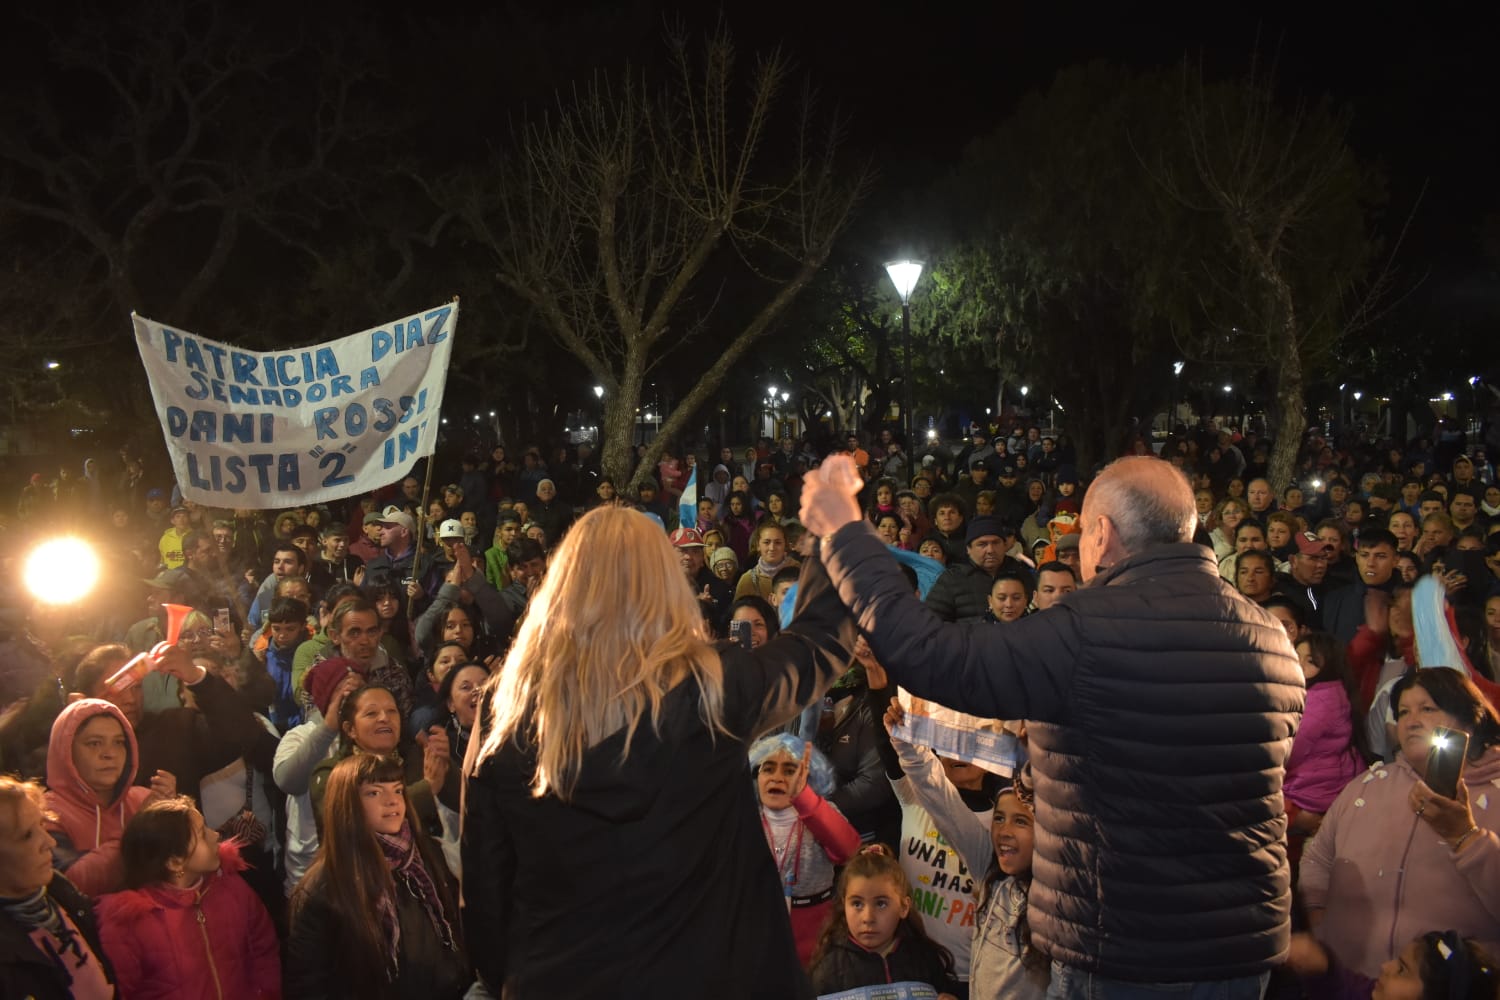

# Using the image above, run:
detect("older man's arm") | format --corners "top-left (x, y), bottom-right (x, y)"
top-left (822, 520), bottom-right (1078, 723)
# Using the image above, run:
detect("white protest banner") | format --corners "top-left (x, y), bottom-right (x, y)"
top-left (134, 303), bottom-right (457, 508)
top-left (891, 688), bottom-right (1022, 777)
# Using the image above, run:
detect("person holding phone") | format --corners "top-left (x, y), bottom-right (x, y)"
top-left (1301, 668), bottom-right (1500, 977)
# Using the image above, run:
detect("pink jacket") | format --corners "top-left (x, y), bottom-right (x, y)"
top-left (95, 841), bottom-right (281, 1000)
top-left (44, 699), bottom-right (153, 898)
top-left (1300, 748), bottom-right (1500, 978)
top-left (1283, 681), bottom-right (1364, 813)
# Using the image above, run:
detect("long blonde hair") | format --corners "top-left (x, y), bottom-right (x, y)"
top-left (475, 505), bottom-right (726, 800)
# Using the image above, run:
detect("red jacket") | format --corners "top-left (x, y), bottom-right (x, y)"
top-left (95, 841), bottom-right (280, 1000)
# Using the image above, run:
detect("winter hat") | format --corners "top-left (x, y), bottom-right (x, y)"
top-left (965, 516), bottom-right (1011, 544)
top-left (710, 547), bottom-right (738, 571)
top-left (1056, 466), bottom-right (1080, 486)
top-left (304, 657), bottom-right (368, 718)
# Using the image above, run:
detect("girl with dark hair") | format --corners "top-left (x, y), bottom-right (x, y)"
top-left (363, 581), bottom-right (411, 670)
top-left (1288, 929), bottom-right (1500, 1000)
top-left (722, 489), bottom-right (764, 565)
top-left (1302, 668), bottom-right (1500, 977)
top-left (729, 596), bottom-right (780, 650)
top-left (880, 692), bottom-right (1044, 997)
top-left (808, 844), bottom-right (960, 997)
top-left (96, 795), bottom-right (279, 999)
top-left (1284, 632), bottom-right (1369, 860)
top-left (307, 685), bottom-right (447, 843)
top-left (287, 754), bottom-right (470, 999)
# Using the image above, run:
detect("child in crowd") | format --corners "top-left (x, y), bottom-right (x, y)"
top-left (883, 695), bottom-right (1047, 998)
top-left (808, 844), bottom-right (960, 998)
top-left (96, 796), bottom-right (280, 999)
top-left (259, 596), bottom-right (312, 732)
top-left (285, 753), bottom-right (470, 998)
top-left (1287, 930), bottom-right (1499, 999)
top-left (749, 733), bottom-right (860, 966)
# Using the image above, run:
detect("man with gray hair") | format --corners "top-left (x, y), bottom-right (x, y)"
top-left (801, 454), bottom-right (1305, 999)
top-left (530, 477), bottom-right (575, 545)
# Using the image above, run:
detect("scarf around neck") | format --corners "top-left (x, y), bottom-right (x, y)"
top-left (374, 820), bottom-right (456, 980)
top-left (1, 887), bottom-right (88, 978)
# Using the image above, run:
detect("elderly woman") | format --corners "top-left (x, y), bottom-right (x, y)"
top-left (1300, 668), bottom-right (1500, 977)
top-left (463, 502), bottom-right (858, 997)
top-left (0, 776), bottom-right (117, 999)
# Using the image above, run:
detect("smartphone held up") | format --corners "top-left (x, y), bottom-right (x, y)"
top-left (1426, 725), bottom-right (1470, 800)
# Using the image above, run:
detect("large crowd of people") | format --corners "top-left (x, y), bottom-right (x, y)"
top-left (1, 414), bottom-right (1499, 999)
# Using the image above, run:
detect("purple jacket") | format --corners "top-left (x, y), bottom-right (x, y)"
top-left (1284, 680), bottom-right (1364, 812)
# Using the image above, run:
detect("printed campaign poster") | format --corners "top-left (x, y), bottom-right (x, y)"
top-left (891, 688), bottom-right (1022, 777)
top-left (818, 983), bottom-right (940, 1000)
top-left (134, 303), bottom-right (457, 508)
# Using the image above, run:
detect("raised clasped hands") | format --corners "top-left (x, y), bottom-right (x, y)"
top-left (799, 455), bottom-right (864, 539)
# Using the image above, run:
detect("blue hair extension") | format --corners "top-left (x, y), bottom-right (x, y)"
top-left (747, 732), bottom-right (837, 798)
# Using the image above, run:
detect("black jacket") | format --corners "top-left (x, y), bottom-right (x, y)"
top-left (286, 867), bottom-right (469, 1000)
top-left (823, 525), bottom-right (1306, 983)
top-left (815, 681), bottom-right (901, 849)
top-left (924, 556), bottom-right (1030, 624)
top-left (810, 933), bottom-right (958, 997)
top-left (460, 547), bottom-right (858, 999)
top-left (0, 874), bottom-right (117, 1000)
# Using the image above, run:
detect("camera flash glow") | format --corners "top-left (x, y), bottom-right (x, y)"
top-left (24, 538), bottom-right (101, 604)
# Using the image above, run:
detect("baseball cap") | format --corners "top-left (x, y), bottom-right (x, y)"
top-left (1294, 531), bottom-right (1334, 557)
top-left (146, 488), bottom-right (166, 501)
top-left (437, 518), bottom-right (465, 540)
top-left (670, 527), bottom-right (706, 548)
top-left (998, 463), bottom-right (1017, 478)
top-left (375, 509), bottom-right (415, 533)
top-left (1056, 534), bottom-right (1080, 551)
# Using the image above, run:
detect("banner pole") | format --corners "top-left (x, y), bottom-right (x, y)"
top-left (407, 295), bottom-right (460, 622)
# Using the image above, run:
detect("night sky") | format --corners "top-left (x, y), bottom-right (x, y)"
top-left (4, 2), bottom-right (1494, 387)
top-left (725, 4), bottom-right (1499, 284)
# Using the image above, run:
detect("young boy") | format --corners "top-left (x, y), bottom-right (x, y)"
top-left (158, 505), bottom-right (192, 569)
top-left (258, 596), bottom-right (312, 732)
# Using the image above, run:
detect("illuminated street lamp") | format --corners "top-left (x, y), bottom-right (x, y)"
top-left (884, 259), bottom-right (924, 449)
top-left (1168, 361), bottom-right (1185, 436)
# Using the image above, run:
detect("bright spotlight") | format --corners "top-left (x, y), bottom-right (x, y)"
top-left (25, 538), bottom-right (100, 604)
top-left (1431, 732), bottom-right (1450, 749)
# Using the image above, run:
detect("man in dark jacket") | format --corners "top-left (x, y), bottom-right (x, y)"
top-left (802, 454), bottom-right (1305, 995)
top-left (924, 516), bottom-right (1028, 624)
top-left (1321, 527), bottom-right (1400, 647)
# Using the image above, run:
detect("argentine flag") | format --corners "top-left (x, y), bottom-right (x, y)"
top-left (678, 465), bottom-right (698, 531)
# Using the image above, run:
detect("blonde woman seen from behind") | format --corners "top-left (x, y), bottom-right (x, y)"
top-left (462, 500), bottom-right (859, 999)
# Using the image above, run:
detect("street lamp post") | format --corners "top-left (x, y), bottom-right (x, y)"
top-left (885, 260), bottom-right (924, 451)
top-left (1471, 376), bottom-right (1481, 437)
top-left (1170, 361), bottom-right (1184, 437)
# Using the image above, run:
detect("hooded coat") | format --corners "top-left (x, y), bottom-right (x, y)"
top-left (95, 841), bottom-right (281, 1000)
top-left (44, 699), bottom-right (152, 898)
